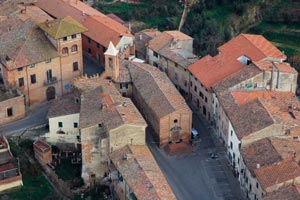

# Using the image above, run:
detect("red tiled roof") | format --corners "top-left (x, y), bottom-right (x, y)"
top-left (263, 185), bottom-right (300, 200)
top-left (82, 16), bottom-right (132, 48)
top-left (165, 30), bottom-right (193, 40)
top-left (148, 32), bottom-right (173, 52)
top-left (254, 161), bottom-right (300, 190)
top-left (253, 60), bottom-right (297, 74)
top-left (189, 34), bottom-right (286, 89)
top-left (110, 145), bottom-right (176, 200)
top-left (36, 0), bottom-right (132, 47)
top-left (106, 13), bottom-right (125, 25)
top-left (34, 140), bottom-right (51, 152)
top-left (231, 90), bottom-right (273, 106)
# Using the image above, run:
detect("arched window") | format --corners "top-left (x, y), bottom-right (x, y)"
top-left (71, 45), bottom-right (78, 52)
top-left (62, 47), bottom-right (68, 54)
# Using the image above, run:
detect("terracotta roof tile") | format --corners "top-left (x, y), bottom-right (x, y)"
top-left (36, 0), bottom-right (132, 48)
top-left (189, 34), bottom-right (286, 89)
top-left (110, 145), bottom-right (176, 200)
top-left (253, 60), bottom-right (297, 74)
top-left (126, 61), bottom-right (191, 118)
top-left (47, 94), bottom-right (80, 118)
top-left (148, 32), bottom-right (173, 52)
top-left (254, 161), bottom-right (300, 190)
top-left (241, 138), bottom-right (282, 174)
top-left (271, 137), bottom-right (300, 163)
top-left (38, 16), bottom-right (87, 39)
top-left (165, 30), bottom-right (193, 40)
top-left (33, 140), bottom-right (51, 152)
top-left (74, 77), bottom-right (146, 129)
top-left (213, 65), bottom-right (273, 139)
top-left (106, 13), bottom-right (125, 25)
top-left (263, 185), bottom-right (300, 200)
top-left (0, 18), bottom-right (59, 70)
top-left (158, 47), bottom-right (198, 69)
top-left (82, 16), bottom-right (132, 48)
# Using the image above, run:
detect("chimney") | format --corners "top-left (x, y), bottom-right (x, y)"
top-left (256, 163), bottom-right (260, 169)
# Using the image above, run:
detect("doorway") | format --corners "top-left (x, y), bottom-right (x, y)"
top-left (46, 86), bottom-right (56, 101)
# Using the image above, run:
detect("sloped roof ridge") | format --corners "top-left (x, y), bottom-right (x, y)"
top-left (130, 62), bottom-right (175, 111)
top-left (240, 34), bottom-right (269, 60)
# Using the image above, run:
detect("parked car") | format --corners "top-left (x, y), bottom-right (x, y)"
top-left (191, 128), bottom-right (199, 139)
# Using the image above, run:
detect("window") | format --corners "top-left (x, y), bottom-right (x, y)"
top-left (73, 62), bottom-right (79, 71)
top-left (62, 47), bottom-right (68, 54)
top-left (63, 36), bottom-right (67, 41)
top-left (30, 74), bottom-right (36, 84)
top-left (58, 122), bottom-right (63, 128)
top-left (109, 57), bottom-right (113, 68)
top-left (74, 122), bottom-right (78, 128)
top-left (153, 62), bottom-right (158, 67)
top-left (46, 69), bottom-right (52, 81)
top-left (194, 86), bottom-right (197, 92)
top-left (199, 91), bottom-right (203, 98)
top-left (249, 184), bottom-right (252, 192)
top-left (18, 77), bottom-right (24, 87)
top-left (205, 97), bottom-right (207, 103)
top-left (17, 67), bottom-right (23, 71)
top-left (175, 63), bottom-right (178, 68)
top-left (71, 45), bottom-right (78, 52)
top-left (7, 107), bottom-right (13, 117)
top-left (45, 59), bottom-right (51, 63)
top-left (190, 81), bottom-right (192, 87)
top-left (71, 34), bottom-right (77, 39)
top-left (88, 38), bottom-right (91, 43)
top-left (239, 143), bottom-right (241, 150)
top-left (231, 130), bottom-right (233, 136)
top-left (230, 142), bottom-right (233, 149)
top-left (174, 119), bottom-right (178, 123)
top-left (120, 83), bottom-right (128, 89)
top-left (98, 123), bottom-right (102, 127)
top-left (96, 43), bottom-right (100, 48)
top-left (153, 51), bottom-right (158, 58)
top-left (88, 48), bottom-right (91, 54)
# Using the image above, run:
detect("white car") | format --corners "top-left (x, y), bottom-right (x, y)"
top-left (191, 128), bottom-right (199, 139)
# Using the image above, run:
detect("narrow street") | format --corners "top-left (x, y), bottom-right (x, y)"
top-left (0, 102), bottom-right (50, 136)
top-left (147, 113), bottom-right (245, 200)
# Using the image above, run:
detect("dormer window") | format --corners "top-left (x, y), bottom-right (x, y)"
top-left (63, 36), bottom-right (67, 41)
top-left (71, 34), bottom-right (77, 39)
top-left (237, 55), bottom-right (251, 65)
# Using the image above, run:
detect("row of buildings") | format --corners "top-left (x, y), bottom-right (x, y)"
top-left (0, 0), bottom-right (192, 198)
top-left (135, 28), bottom-right (300, 199)
top-left (1, 0), bottom-right (300, 199)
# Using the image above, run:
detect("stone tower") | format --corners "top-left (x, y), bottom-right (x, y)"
top-left (104, 42), bottom-right (119, 81)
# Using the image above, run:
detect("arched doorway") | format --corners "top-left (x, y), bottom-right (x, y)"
top-left (170, 126), bottom-right (182, 143)
top-left (46, 86), bottom-right (55, 101)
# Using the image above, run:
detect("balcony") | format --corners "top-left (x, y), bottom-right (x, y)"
top-left (44, 77), bottom-right (57, 86)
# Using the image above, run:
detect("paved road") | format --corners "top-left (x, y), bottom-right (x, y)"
top-left (0, 102), bottom-right (50, 136)
top-left (147, 113), bottom-right (245, 200)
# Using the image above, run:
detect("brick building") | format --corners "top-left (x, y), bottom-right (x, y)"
top-left (103, 43), bottom-right (193, 149)
top-left (36, 0), bottom-right (134, 66)
top-left (33, 140), bottom-right (52, 165)
top-left (0, 3), bottom-right (87, 105)
top-left (0, 136), bottom-right (23, 192)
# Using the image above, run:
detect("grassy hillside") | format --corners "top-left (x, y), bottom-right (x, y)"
top-left (94, 0), bottom-right (300, 66)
